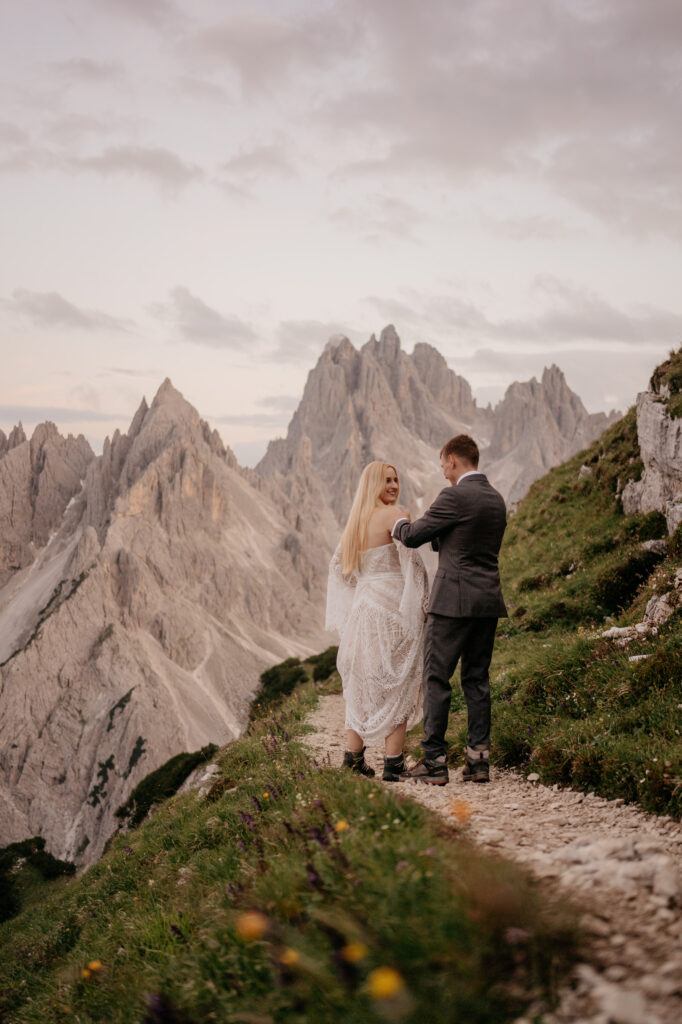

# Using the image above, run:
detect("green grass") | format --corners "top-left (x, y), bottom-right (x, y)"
top-left (0, 675), bottom-right (577, 1024)
top-left (650, 346), bottom-right (682, 418)
top-left (0, 838), bottom-right (75, 924)
top-left (441, 407), bottom-right (682, 815)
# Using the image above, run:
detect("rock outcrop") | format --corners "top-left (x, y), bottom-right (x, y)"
top-left (0, 381), bottom-right (327, 866)
top-left (0, 423), bottom-right (94, 587)
top-left (0, 423), bottom-right (27, 458)
top-left (622, 363), bottom-right (682, 533)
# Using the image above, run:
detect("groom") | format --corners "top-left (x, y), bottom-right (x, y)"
top-left (392, 434), bottom-right (507, 784)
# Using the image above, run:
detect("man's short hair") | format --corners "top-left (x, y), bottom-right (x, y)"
top-left (440, 434), bottom-right (479, 467)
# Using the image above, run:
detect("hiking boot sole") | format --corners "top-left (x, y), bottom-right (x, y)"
top-left (408, 775), bottom-right (449, 786)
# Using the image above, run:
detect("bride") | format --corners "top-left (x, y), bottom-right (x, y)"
top-left (326, 462), bottom-right (428, 782)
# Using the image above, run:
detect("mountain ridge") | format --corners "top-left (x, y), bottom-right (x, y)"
top-left (257, 324), bottom-right (619, 522)
top-left (0, 382), bottom-right (327, 866)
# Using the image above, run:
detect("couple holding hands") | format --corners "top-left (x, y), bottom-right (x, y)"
top-left (326, 434), bottom-right (507, 786)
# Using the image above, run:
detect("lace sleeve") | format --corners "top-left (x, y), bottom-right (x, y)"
top-left (395, 540), bottom-right (430, 625)
top-left (325, 543), bottom-right (358, 634)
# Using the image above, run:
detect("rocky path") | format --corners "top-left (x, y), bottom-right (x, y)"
top-left (303, 694), bottom-right (682, 1024)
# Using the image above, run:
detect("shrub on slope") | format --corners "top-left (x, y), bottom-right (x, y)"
top-left (651, 347), bottom-right (682, 419)
top-left (0, 838), bottom-right (75, 924)
top-left (115, 744), bottom-right (218, 829)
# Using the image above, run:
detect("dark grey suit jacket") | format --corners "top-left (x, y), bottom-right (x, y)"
top-left (394, 474), bottom-right (508, 618)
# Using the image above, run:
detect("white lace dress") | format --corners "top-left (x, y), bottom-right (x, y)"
top-left (325, 540), bottom-right (429, 745)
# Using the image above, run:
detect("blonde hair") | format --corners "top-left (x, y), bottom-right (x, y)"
top-left (340, 461), bottom-right (399, 574)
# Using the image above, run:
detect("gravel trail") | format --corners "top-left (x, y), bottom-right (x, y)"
top-left (304, 694), bottom-right (682, 1024)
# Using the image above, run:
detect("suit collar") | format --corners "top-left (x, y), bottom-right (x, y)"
top-left (456, 471), bottom-right (487, 486)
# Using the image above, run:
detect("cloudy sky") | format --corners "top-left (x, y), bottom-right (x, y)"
top-left (2, 0), bottom-right (681, 464)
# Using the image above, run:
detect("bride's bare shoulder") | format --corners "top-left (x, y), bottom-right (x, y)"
top-left (373, 505), bottom-right (409, 524)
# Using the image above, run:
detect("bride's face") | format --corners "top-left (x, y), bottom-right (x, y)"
top-left (378, 467), bottom-right (399, 504)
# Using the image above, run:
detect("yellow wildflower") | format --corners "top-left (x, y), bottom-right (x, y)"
top-left (368, 966), bottom-right (405, 999)
top-left (280, 948), bottom-right (300, 966)
top-left (334, 820), bottom-right (349, 832)
top-left (87, 960), bottom-right (102, 972)
top-left (80, 968), bottom-right (91, 980)
top-left (450, 799), bottom-right (474, 823)
top-left (341, 942), bottom-right (368, 963)
top-left (236, 911), bottom-right (268, 941)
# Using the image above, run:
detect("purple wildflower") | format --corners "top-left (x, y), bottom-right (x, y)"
top-left (305, 862), bottom-right (323, 890)
top-left (308, 826), bottom-right (328, 848)
top-left (238, 811), bottom-right (256, 830)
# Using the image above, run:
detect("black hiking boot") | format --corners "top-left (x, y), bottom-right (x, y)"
top-left (342, 747), bottom-right (375, 777)
top-left (400, 755), bottom-right (449, 785)
top-left (462, 747), bottom-right (490, 783)
top-left (382, 753), bottom-right (405, 782)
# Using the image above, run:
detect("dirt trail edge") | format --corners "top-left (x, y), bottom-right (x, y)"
top-left (303, 694), bottom-right (682, 1024)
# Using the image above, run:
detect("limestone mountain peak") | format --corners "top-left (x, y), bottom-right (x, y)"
top-left (151, 376), bottom-right (186, 409)
top-left (1, 423), bottom-right (27, 457)
top-left (30, 420), bottom-right (61, 447)
top-left (542, 363), bottom-right (566, 383)
top-left (366, 323), bottom-right (401, 361)
top-left (0, 420), bottom-right (94, 586)
top-left (9, 422), bottom-right (26, 449)
top-left (323, 333), bottom-right (353, 355)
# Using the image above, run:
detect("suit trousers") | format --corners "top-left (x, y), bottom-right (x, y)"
top-left (421, 613), bottom-right (499, 760)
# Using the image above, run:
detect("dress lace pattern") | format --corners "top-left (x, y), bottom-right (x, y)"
top-left (325, 540), bottom-right (429, 744)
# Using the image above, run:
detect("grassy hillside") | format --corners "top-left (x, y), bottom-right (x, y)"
top-left (444, 408), bottom-right (682, 816)
top-left (0, 669), bottom-right (577, 1024)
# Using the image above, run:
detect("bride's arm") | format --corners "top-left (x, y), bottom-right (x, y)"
top-left (395, 544), bottom-right (430, 623)
top-left (325, 544), bottom-right (357, 634)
